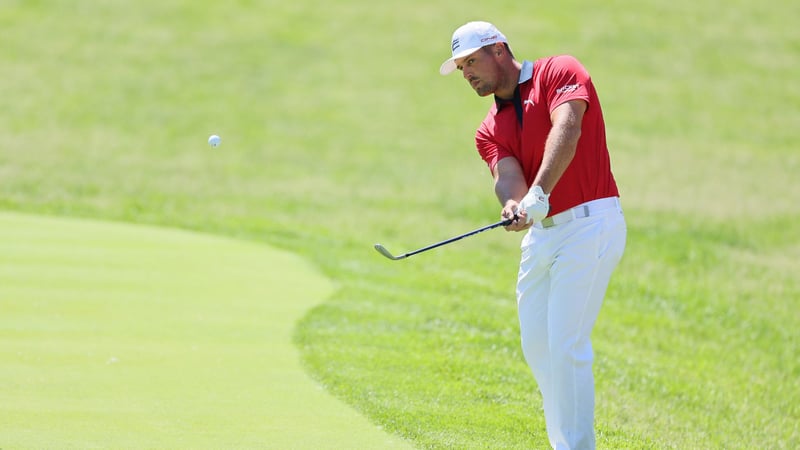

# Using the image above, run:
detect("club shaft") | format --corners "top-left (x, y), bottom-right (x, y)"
top-left (400, 217), bottom-right (513, 258)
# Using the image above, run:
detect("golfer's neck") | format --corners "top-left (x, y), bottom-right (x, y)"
top-left (495, 64), bottom-right (521, 100)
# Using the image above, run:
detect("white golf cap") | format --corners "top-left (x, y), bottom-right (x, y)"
top-left (439, 21), bottom-right (508, 75)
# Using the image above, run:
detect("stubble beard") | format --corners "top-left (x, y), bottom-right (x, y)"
top-left (473, 80), bottom-right (496, 97)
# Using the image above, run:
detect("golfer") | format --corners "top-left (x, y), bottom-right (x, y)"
top-left (440, 21), bottom-right (627, 449)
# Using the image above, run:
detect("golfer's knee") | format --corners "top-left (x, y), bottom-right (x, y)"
top-left (521, 336), bottom-right (548, 370)
top-left (550, 338), bottom-right (593, 366)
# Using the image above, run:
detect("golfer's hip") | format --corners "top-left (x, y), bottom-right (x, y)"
top-left (521, 197), bottom-right (622, 246)
top-left (536, 196), bottom-right (621, 230)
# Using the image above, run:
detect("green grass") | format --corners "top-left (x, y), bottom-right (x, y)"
top-left (1, 0), bottom-right (799, 448)
top-left (0, 212), bottom-right (412, 449)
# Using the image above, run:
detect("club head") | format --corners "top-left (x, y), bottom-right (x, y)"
top-left (374, 243), bottom-right (406, 260)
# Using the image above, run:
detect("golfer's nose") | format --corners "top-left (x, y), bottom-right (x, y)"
top-left (462, 68), bottom-right (472, 81)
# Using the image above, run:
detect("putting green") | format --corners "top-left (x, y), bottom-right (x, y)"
top-left (0, 212), bottom-right (411, 449)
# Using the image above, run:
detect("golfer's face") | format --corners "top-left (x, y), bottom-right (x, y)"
top-left (456, 48), bottom-right (497, 97)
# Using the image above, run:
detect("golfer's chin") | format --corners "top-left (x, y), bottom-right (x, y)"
top-left (475, 90), bottom-right (493, 97)
top-left (472, 84), bottom-right (494, 97)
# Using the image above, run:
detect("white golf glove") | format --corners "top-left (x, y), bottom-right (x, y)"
top-left (518, 185), bottom-right (550, 224)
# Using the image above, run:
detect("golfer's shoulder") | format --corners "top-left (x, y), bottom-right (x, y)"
top-left (533, 55), bottom-right (591, 85)
top-left (537, 54), bottom-right (586, 72)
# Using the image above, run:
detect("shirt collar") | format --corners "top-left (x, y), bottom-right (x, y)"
top-left (495, 60), bottom-right (533, 109)
top-left (518, 60), bottom-right (533, 83)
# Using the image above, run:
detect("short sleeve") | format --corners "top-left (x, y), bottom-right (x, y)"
top-left (476, 120), bottom-right (513, 174)
top-left (541, 55), bottom-right (592, 113)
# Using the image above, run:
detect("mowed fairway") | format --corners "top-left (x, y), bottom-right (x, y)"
top-left (1, 0), bottom-right (799, 448)
top-left (0, 212), bottom-right (411, 449)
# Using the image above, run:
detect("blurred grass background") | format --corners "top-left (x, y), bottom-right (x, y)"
top-left (1, 0), bottom-right (798, 448)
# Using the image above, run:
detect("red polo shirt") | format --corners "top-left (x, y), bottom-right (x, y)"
top-left (475, 55), bottom-right (619, 216)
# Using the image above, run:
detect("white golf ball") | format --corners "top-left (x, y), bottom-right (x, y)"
top-left (208, 134), bottom-right (221, 147)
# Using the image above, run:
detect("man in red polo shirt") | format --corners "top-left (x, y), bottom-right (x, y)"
top-left (440, 21), bottom-right (627, 449)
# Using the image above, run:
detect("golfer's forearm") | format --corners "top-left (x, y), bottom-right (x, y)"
top-left (533, 101), bottom-right (584, 193)
top-left (533, 129), bottom-right (578, 194)
top-left (493, 157), bottom-right (530, 207)
top-left (495, 173), bottom-right (528, 207)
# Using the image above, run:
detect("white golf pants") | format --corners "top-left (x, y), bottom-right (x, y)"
top-left (517, 197), bottom-right (626, 450)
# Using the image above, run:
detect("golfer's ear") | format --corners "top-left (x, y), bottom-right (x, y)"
top-left (493, 42), bottom-right (505, 56)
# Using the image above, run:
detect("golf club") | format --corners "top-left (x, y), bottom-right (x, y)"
top-left (374, 216), bottom-right (516, 261)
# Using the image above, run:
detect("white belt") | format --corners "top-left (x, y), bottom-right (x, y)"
top-left (538, 197), bottom-right (620, 229)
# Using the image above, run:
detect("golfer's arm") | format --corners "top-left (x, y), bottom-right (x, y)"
top-left (493, 157), bottom-right (529, 208)
top-left (532, 99), bottom-right (586, 193)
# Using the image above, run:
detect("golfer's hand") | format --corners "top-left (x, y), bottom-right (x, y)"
top-left (518, 186), bottom-right (550, 224)
top-left (502, 203), bottom-right (532, 232)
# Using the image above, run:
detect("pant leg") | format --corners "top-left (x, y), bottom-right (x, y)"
top-left (518, 207), bottom-right (626, 450)
top-left (516, 231), bottom-right (556, 439)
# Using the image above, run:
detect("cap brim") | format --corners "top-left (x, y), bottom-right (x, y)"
top-left (439, 60), bottom-right (457, 75)
top-left (439, 46), bottom-right (482, 75)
